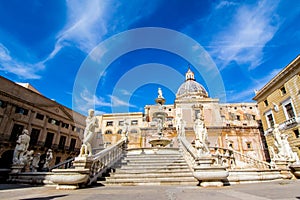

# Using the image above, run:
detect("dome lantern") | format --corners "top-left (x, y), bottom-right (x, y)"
top-left (176, 68), bottom-right (208, 99)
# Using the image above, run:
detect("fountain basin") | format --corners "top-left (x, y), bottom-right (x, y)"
top-left (149, 138), bottom-right (171, 147)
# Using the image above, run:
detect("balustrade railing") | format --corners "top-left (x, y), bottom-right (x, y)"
top-left (209, 147), bottom-right (273, 169)
top-left (177, 135), bottom-right (199, 170)
top-left (50, 138), bottom-right (127, 186)
top-left (88, 138), bottom-right (126, 185)
top-left (50, 157), bottom-right (75, 170)
top-left (177, 129), bottom-right (273, 170)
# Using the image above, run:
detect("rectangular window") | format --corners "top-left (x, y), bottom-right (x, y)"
top-left (69, 138), bottom-right (76, 151)
top-left (58, 135), bottom-right (67, 150)
top-left (36, 113), bottom-right (44, 120)
top-left (9, 124), bottom-right (24, 141)
top-left (118, 121), bottom-right (124, 126)
top-left (264, 100), bottom-right (269, 107)
top-left (246, 142), bottom-right (252, 149)
top-left (280, 86), bottom-right (287, 95)
top-left (285, 103), bottom-right (295, 119)
top-left (30, 128), bottom-right (40, 146)
top-left (236, 115), bottom-right (240, 121)
top-left (61, 122), bottom-right (69, 129)
top-left (45, 132), bottom-right (54, 148)
top-left (294, 129), bottom-right (300, 138)
top-left (131, 120), bottom-right (138, 125)
top-left (15, 106), bottom-right (28, 115)
top-left (106, 121), bottom-right (113, 126)
top-left (267, 113), bottom-right (275, 128)
top-left (0, 100), bottom-right (7, 108)
top-left (48, 118), bottom-right (60, 126)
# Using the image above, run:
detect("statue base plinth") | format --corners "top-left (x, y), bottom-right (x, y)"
top-left (155, 97), bottom-right (165, 105)
top-left (274, 159), bottom-right (292, 179)
top-left (290, 163), bottom-right (300, 179)
top-left (10, 164), bottom-right (24, 174)
top-left (73, 156), bottom-right (93, 169)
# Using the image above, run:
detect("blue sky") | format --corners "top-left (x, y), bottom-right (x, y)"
top-left (0, 0), bottom-right (299, 115)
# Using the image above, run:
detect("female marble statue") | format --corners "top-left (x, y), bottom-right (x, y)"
top-left (158, 88), bottom-right (164, 98)
top-left (193, 113), bottom-right (209, 155)
top-left (79, 109), bottom-right (99, 157)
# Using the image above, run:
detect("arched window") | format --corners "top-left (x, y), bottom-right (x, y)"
top-left (117, 129), bottom-right (122, 134)
top-left (105, 130), bottom-right (113, 134)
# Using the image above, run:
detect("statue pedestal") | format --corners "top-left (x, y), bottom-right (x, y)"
top-left (73, 156), bottom-right (93, 169)
top-left (290, 163), bottom-right (300, 179)
top-left (50, 156), bottom-right (93, 190)
top-left (193, 156), bottom-right (228, 187)
top-left (10, 164), bottom-right (24, 174)
top-left (274, 159), bottom-right (293, 179)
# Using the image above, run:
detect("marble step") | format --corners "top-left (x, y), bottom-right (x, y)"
top-left (120, 164), bottom-right (189, 169)
top-left (121, 161), bottom-right (187, 167)
top-left (110, 172), bottom-right (193, 178)
top-left (115, 168), bottom-right (192, 174)
top-left (103, 177), bottom-right (198, 186)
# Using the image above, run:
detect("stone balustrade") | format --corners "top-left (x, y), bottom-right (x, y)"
top-left (50, 138), bottom-right (126, 189)
top-left (209, 147), bottom-right (274, 169)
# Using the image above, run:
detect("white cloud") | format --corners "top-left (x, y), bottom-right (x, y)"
top-left (110, 95), bottom-right (137, 108)
top-left (210, 0), bottom-right (281, 70)
top-left (227, 67), bottom-right (283, 102)
top-left (44, 0), bottom-right (108, 61)
top-left (80, 88), bottom-right (111, 108)
top-left (75, 88), bottom-right (136, 113)
top-left (0, 44), bottom-right (11, 61)
top-left (120, 89), bottom-right (132, 96)
top-left (215, 1), bottom-right (238, 10)
top-left (0, 43), bottom-right (44, 79)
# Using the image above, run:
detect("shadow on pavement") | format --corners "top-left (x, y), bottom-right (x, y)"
top-left (20, 194), bottom-right (68, 200)
top-left (0, 184), bottom-right (40, 190)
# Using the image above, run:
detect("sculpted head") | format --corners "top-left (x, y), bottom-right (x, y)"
top-left (22, 129), bottom-right (29, 135)
top-left (88, 109), bottom-right (95, 117)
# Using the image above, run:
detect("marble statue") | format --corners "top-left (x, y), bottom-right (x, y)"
top-left (20, 150), bottom-right (34, 170)
top-left (121, 119), bottom-right (129, 140)
top-left (158, 87), bottom-right (164, 98)
top-left (43, 149), bottom-right (53, 170)
top-left (79, 109), bottom-right (99, 157)
top-left (31, 153), bottom-right (41, 172)
top-left (13, 129), bottom-right (31, 164)
top-left (281, 133), bottom-right (296, 160)
top-left (179, 119), bottom-right (186, 137)
top-left (157, 118), bottom-right (163, 134)
top-left (193, 113), bottom-right (210, 155)
top-left (272, 124), bottom-right (295, 160)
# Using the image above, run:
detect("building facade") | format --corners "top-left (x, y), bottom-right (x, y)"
top-left (95, 68), bottom-right (269, 161)
top-left (253, 55), bottom-right (300, 158)
top-left (0, 76), bottom-right (86, 169)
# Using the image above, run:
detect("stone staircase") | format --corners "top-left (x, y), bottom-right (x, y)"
top-left (101, 148), bottom-right (198, 186)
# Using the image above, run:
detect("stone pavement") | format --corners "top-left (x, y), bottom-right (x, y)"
top-left (0, 180), bottom-right (300, 200)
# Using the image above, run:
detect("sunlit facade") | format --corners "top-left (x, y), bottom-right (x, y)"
top-left (253, 55), bottom-right (300, 158)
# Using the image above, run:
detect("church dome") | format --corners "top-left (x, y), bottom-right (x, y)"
top-left (176, 68), bottom-right (208, 98)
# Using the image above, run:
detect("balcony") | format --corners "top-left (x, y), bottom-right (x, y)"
top-left (280, 116), bottom-right (300, 130)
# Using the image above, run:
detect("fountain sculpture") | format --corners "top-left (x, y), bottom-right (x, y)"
top-left (148, 88), bottom-right (171, 147)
